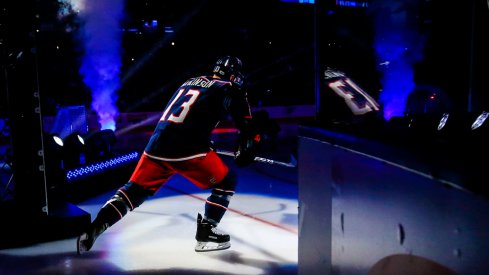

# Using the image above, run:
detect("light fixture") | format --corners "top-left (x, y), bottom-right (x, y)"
top-left (62, 132), bottom-right (86, 168)
top-left (66, 152), bottom-right (139, 182)
top-left (52, 135), bottom-right (64, 147)
top-left (471, 111), bottom-right (488, 130)
top-left (83, 129), bottom-right (117, 163)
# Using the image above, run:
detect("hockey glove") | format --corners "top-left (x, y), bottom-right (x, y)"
top-left (234, 134), bottom-right (260, 167)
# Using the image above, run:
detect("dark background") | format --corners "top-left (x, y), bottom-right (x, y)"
top-left (2, 0), bottom-right (488, 118)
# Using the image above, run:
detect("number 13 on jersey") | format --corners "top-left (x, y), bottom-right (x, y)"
top-left (160, 88), bottom-right (201, 123)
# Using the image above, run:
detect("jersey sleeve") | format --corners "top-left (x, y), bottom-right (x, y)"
top-left (225, 86), bottom-right (260, 166)
top-left (226, 86), bottom-right (253, 132)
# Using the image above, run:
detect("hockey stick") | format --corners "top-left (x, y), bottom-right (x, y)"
top-left (215, 149), bottom-right (297, 168)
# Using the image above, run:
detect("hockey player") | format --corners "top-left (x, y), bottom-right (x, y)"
top-left (77, 56), bottom-right (260, 254)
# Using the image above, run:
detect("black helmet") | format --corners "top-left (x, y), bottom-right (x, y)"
top-left (212, 56), bottom-right (244, 85)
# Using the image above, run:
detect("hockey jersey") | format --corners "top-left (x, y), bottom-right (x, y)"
top-left (144, 75), bottom-right (252, 160)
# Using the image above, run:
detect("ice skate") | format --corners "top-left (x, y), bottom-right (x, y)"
top-left (77, 223), bottom-right (108, 255)
top-left (195, 213), bottom-right (230, 252)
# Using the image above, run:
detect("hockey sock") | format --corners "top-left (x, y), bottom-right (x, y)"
top-left (204, 188), bottom-right (234, 225)
top-left (92, 193), bottom-right (129, 230)
top-left (91, 182), bottom-right (149, 230)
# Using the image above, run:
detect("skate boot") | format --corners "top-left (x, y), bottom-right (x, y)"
top-left (77, 223), bottom-right (108, 255)
top-left (195, 213), bottom-right (230, 252)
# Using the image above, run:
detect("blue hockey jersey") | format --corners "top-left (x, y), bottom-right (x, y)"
top-left (144, 75), bottom-right (252, 160)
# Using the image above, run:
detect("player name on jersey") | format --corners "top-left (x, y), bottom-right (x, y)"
top-left (182, 77), bottom-right (216, 89)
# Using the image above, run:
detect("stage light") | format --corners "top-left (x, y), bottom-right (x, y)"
top-left (469, 111), bottom-right (489, 149)
top-left (63, 132), bottom-right (86, 168)
top-left (471, 111), bottom-right (488, 130)
top-left (53, 135), bottom-right (64, 147)
top-left (83, 129), bottom-right (117, 163)
top-left (43, 132), bottom-right (87, 172)
top-left (64, 133), bottom-right (84, 149)
top-left (43, 133), bottom-right (68, 187)
top-left (45, 133), bottom-right (64, 154)
top-left (431, 112), bottom-right (483, 144)
top-left (77, 134), bottom-right (85, 145)
top-left (437, 113), bottom-right (449, 131)
top-left (66, 152), bottom-right (139, 182)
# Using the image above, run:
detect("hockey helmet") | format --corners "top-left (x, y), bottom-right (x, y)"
top-left (212, 56), bottom-right (244, 86)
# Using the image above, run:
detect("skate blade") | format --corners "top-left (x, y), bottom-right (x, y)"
top-left (195, 241), bottom-right (230, 252)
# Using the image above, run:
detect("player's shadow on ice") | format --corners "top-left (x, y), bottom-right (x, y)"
top-left (211, 249), bottom-right (297, 275)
